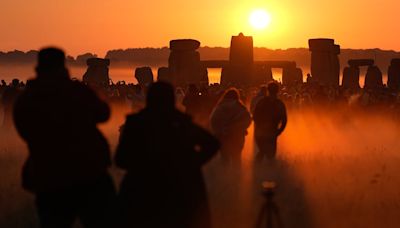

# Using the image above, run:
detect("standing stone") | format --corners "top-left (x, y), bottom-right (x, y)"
top-left (282, 67), bottom-right (303, 87)
top-left (157, 67), bottom-right (172, 83)
top-left (82, 58), bottom-right (110, 86)
top-left (308, 39), bottom-right (340, 86)
top-left (253, 65), bottom-right (273, 85)
top-left (168, 39), bottom-right (208, 86)
top-left (388, 58), bottom-right (400, 91)
top-left (364, 65), bottom-right (383, 89)
top-left (229, 33), bottom-right (254, 66)
top-left (348, 59), bottom-right (374, 67)
top-left (135, 67), bottom-right (154, 86)
top-left (221, 33), bottom-right (254, 86)
top-left (342, 66), bottom-right (360, 89)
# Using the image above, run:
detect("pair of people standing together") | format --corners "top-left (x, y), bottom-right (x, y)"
top-left (14, 48), bottom-right (219, 228)
top-left (210, 83), bottom-right (287, 165)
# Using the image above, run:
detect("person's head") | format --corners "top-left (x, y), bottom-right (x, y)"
top-left (221, 88), bottom-right (240, 101)
top-left (11, 79), bottom-right (20, 87)
top-left (146, 82), bottom-right (175, 111)
top-left (259, 85), bottom-right (267, 96)
top-left (35, 47), bottom-right (69, 79)
top-left (267, 81), bottom-right (280, 97)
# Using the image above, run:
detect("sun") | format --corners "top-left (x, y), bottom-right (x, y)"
top-left (249, 9), bottom-right (271, 30)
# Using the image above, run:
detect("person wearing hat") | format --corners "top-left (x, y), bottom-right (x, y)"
top-left (13, 47), bottom-right (116, 228)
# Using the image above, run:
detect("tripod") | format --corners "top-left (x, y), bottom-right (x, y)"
top-left (255, 181), bottom-right (284, 228)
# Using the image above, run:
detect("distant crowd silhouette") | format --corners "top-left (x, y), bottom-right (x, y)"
top-left (1, 45), bottom-right (398, 227)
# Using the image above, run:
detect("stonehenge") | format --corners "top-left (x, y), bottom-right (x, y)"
top-left (342, 66), bottom-right (360, 89)
top-left (388, 58), bottom-right (400, 91)
top-left (167, 39), bottom-right (208, 86)
top-left (342, 59), bottom-right (384, 90)
top-left (134, 67), bottom-right (154, 87)
top-left (202, 33), bottom-right (302, 87)
top-left (342, 59), bottom-right (374, 89)
top-left (282, 66), bottom-right (303, 87)
top-left (308, 39), bottom-right (340, 86)
top-left (82, 58), bottom-right (110, 86)
top-left (364, 65), bottom-right (383, 89)
top-left (220, 33), bottom-right (255, 86)
top-left (202, 34), bottom-right (273, 86)
top-left (157, 67), bottom-right (172, 83)
top-left (348, 59), bottom-right (374, 67)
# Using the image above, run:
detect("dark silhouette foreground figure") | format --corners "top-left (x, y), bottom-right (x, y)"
top-left (13, 48), bottom-right (116, 228)
top-left (253, 82), bottom-right (287, 161)
top-left (251, 85), bottom-right (267, 114)
top-left (115, 81), bottom-right (219, 228)
top-left (210, 88), bottom-right (251, 165)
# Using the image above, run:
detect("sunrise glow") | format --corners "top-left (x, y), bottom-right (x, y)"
top-left (249, 9), bottom-right (271, 30)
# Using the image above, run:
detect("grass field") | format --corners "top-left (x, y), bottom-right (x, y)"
top-left (1, 104), bottom-right (400, 228)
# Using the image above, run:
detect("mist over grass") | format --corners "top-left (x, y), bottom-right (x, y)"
top-left (1, 103), bottom-right (400, 227)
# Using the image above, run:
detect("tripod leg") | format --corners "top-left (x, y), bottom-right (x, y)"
top-left (255, 204), bottom-right (267, 228)
top-left (271, 201), bottom-right (284, 228)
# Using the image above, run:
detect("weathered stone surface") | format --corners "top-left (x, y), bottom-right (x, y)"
top-left (388, 59), bottom-right (400, 91)
top-left (282, 67), bottom-right (303, 86)
top-left (309, 38), bottom-right (340, 86)
top-left (157, 67), bottom-right (172, 83)
top-left (252, 65), bottom-right (273, 85)
top-left (168, 39), bottom-right (207, 86)
top-left (82, 58), bottom-right (110, 86)
top-left (255, 61), bottom-right (296, 69)
top-left (391, 58), bottom-right (400, 66)
top-left (364, 65), bottom-right (383, 89)
top-left (220, 33), bottom-right (255, 86)
top-left (308, 39), bottom-right (335, 52)
top-left (229, 33), bottom-right (254, 66)
top-left (342, 66), bottom-right (360, 89)
top-left (135, 67), bottom-right (154, 86)
top-left (221, 65), bottom-right (254, 87)
top-left (348, 59), bottom-right (374, 67)
top-left (170, 39), bottom-right (200, 51)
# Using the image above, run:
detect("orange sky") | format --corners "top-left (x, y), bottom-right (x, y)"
top-left (1, 0), bottom-right (399, 56)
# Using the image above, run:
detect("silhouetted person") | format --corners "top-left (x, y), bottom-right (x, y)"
top-left (306, 73), bottom-right (312, 84)
top-left (210, 88), bottom-right (251, 165)
top-left (1, 78), bottom-right (21, 129)
top-left (251, 86), bottom-right (267, 114)
top-left (115, 81), bottom-right (219, 228)
top-left (253, 82), bottom-right (287, 161)
top-left (13, 48), bottom-right (116, 228)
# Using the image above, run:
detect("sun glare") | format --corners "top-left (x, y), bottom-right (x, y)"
top-left (249, 9), bottom-right (271, 30)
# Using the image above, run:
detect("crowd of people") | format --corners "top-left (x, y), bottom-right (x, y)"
top-left (0, 46), bottom-right (399, 228)
top-left (0, 48), bottom-right (288, 228)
